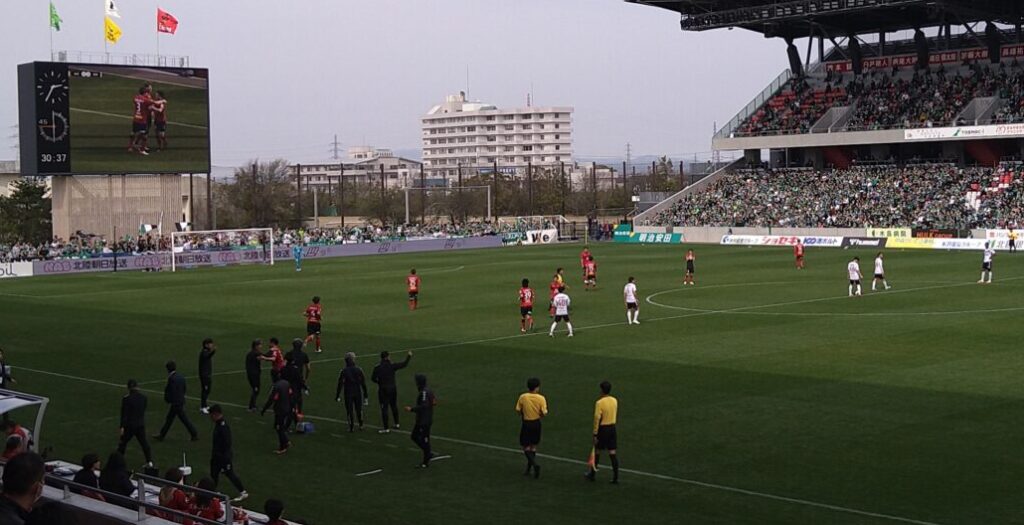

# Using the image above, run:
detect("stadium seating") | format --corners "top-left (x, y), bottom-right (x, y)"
top-left (648, 164), bottom-right (1024, 229)
top-left (734, 62), bottom-right (1024, 136)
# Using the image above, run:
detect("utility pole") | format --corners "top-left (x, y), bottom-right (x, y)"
top-left (591, 161), bottom-right (597, 213)
top-left (420, 164), bottom-right (426, 224)
top-left (527, 161), bottom-right (533, 217)
top-left (296, 163), bottom-right (303, 228)
top-left (380, 164), bottom-right (386, 223)
top-left (251, 162), bottom-right (259, 226)
top-left (625, 142), bottom-right (632, 168)
top-left (559, 161), bottom-right (566, 217)
top-left (492, 161), bottom-right (499, 221)
top-left (339, 167), bottom-right (346, 229)
top-left (207, 173), bottom-right (213, 230)
top-left (622, 161), bottom-right (628, 223)
top-left (457, 164), bottom-right (463, 221)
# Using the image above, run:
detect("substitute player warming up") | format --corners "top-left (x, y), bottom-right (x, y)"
top-left (407, 269), bottom-right (421, 310)
top-left (872, 253), bottom-right (891, 291)
top-left (515, 378), bottom-right (548, 478)
top-left (586, 381), bottom-right (619, 484)
top-left (549, 287), bottom-right (573, 337)
top-left (303, 296), bottom-right (323, 353)
top-left (519, 279), bottom-right (535, 333)
top-left (848, 257), bottom-right (863, 296)
top-left (624, 277), bottom-right (639, 325)
top-left (794, 240), bottom-right (805, 270)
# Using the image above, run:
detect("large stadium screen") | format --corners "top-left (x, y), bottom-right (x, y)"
top-left (18, 61), bottom-right (210, 175)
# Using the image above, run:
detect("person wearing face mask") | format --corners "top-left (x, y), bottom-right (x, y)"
top-left (0, 452), bottom-right (45, 525)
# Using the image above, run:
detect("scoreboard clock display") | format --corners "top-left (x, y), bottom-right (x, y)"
top-left (20, 62), bottom-right (72, 174)
top-left (17, 61), bottom-right (211, 176)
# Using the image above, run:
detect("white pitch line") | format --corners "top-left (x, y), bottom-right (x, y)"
top-left (354, 468), bottom-right (382, 477)
top-left (16, 365), bottom-right (943, 525)
top-left (645, 276), bottom-right (1024, 317)
top-left (70, 107), bottom-right (208, 130)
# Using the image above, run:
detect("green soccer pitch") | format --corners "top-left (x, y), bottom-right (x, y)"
top-left (1, 243), bottom-right (1022, 524)
top-left (69, 72), bottom-right (210, 174)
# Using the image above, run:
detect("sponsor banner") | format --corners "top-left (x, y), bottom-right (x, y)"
top-left (866, 227), bottom-right (912, 239)
top-left (985, 229), bottom-right (1021, 241)
top-left (719, 235), bottom-right (843, 248)
top-left (885, 237), bottom-right (937, 249)
top-left (31, 237), bottom-right (503, 276)
top-left (826, 44), bottom-right (1024, 72)
top-left (841, 237), bottom-right (888, 248)
top-left (521, 229), bottom-right (559, 245)
top-left (613, 224), bottom-right (632, 239)
top-left (912, 228), bottom-right (959, 239)
top-left (0, 262), bottom-right (34, 279)
top-left (905, 123), bottom-right (1024, 141)
top-left (615, 232), bottom-right (684, 244)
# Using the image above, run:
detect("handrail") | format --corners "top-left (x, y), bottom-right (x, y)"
top-left (45, 475), bottom-right (228, 525)
top-left (714, 69), bottom-right (792, 140)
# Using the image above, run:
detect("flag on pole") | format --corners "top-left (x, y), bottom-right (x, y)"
top-left (586, 446), bottom-right (597, 471)
top-left (157, 8), bottom-right (179, 34)
top-left (105, 0), bottom-right (121, 19)
top-left (104, 16), bottom-right (123, 44)
top-left (49, 2), bottom-right (62, 31)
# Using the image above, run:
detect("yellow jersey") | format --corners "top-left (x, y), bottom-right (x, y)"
top-left (515, 392), bottom-right (548, 422)
top-left (593, 395), bottom-right (618, 433)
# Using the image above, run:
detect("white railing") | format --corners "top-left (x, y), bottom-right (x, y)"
top-left (51, 50), bottom-right (190, 68)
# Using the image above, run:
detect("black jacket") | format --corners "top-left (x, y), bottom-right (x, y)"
top-left (72, 468), bottom-right (99, 491)
top-left (120, 390), bottom-right (147, 429)
top-left (410, 388), bottom-right (436, 427)
top-left (198, 348), bottom-right (216, 379)
top-left (245, 350), bottom-right (262, 379)
top-left (164, 372), bottom-right (186, 407)
top-left (262, 379), bottom-right (292, 416)
top-left (335, 366), bottom-right (368, 399)
top-left (98, 468), bottom-right (134, 498)
top-left (371, 355), bottom-right (411, 391)
top-left (211, 418), bottom-right (233, 463)
top-left (0, 496), bottom-right (27, 525)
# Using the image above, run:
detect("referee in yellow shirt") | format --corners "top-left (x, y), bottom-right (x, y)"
top-left (586, 380), bottom-right (619, 484)
top-left (515, 377), bottom-right (548, 478)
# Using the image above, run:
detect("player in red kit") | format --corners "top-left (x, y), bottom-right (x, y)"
top-left (260, 337), bottom-right (286, 382)
top-left (151, 90), bottom-right (168, 151)
top-left (548, 268), bottom-right (565, 317)
top-left (518, 278), bottom-right (535, 333)
top-left (794, 240), bottom-right (805, 270)
top-left (407, 269), bottom-right (421, 310)
top-left (128, 85), bottom-right (154, 155)
top-left (580, 247), bottom-right (591, 282)
top-left (303, 296), bottom-right (323, 353)
top-left (584, 256), bottom-right (598, 290)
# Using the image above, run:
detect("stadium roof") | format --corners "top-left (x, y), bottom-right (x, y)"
top-left (627, 0), bottom-right (1023, 39)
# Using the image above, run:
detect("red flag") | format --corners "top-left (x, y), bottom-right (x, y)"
top-left (157, 8), bottom-right (178, 34)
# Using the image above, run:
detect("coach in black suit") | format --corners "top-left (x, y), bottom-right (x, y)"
top-left (154, 361), bottom-right (198, 441)
top-left (117, 379), bottom-right (154, 465)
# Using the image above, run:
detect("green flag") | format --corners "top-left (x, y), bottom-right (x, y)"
top-left (49, 2), bottom-right (62, 31)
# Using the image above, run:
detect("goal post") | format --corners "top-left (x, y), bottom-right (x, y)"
top-left (170, 228), bottom-right (274, 272)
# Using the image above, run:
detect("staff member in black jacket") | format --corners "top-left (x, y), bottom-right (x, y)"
top-left (117, 379), bottom-right (154, 467)
top-left (335, 353), bottom-right (368, 432)
top-left (371, 350), bottom-right (412, 433)
top-left (405, 373), bottom-right (437, 468)
top-left (208, 405), bottom-right (248, 502)
top-left (154, 361), bottom-right (198, 442)
top-left (245, 340), bottom-right (263, 412)
top-left (198, 338), bottom-right (217, 415)
top-left (262, 378), bottom-right (293, 454)
top-left (283, 339), bottom-right (311, 417)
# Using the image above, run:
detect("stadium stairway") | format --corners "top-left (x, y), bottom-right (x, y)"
top-left (633, 158), bottom-right (744, 225)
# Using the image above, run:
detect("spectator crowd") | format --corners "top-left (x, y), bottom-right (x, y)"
top-left (739, 61), bottom-right (1024, 135)
top-left (649, 164), bottom-right (1024, 230)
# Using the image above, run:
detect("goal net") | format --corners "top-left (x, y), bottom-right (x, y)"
top-left (170, 228), bottom-right (274, 272)
top-left (498, 216), bottom-right (574, 244)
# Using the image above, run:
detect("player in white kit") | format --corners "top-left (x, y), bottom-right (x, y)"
top-left (979, 243), bottom-right (995, 284)
top-left (847, 257), bottom-right (862, 297)
top-left (871, 252), bottom-right (890, 291)
top-left (623, 277), bottom-right (639, 325)
top-left (549, 286), bottom-right (574, 337)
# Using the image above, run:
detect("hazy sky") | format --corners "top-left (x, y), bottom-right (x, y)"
top-left (1, 0), bottom-right (793, 168)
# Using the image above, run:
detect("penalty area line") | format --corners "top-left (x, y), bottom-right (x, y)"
top-left (18, 365), bottom-right (942, 525)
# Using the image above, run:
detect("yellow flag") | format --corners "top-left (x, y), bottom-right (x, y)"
top-left (104, 15), bottom-right (122, 44)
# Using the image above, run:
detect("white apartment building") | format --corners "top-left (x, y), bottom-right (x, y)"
top-left (422, 92), bottom-right (573, 180)
top-left (292, 147), bottom-right (425, 190)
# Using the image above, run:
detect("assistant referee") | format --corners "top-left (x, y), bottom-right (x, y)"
top-left (514, 377), bottom-right (548, 478)
top-left (586, 380), bottom-right (619, 484)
